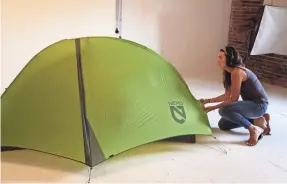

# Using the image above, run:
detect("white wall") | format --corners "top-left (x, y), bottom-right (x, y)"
top-left (122, 0), bottom-right (232, 83)
top-left (1, 0), bottom-right (117, 94)
top-left (0, 1), bottom-right (2, 95)
top-left (1, 0), bottom-right (232, 94)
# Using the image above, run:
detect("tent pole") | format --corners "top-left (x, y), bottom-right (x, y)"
top-left (115, 0), bottom-right (123, 38)
top-left (75, 39), bottom-right (93, 167)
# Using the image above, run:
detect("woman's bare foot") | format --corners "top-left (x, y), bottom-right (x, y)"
top-left (263, 113), bottom-right (271, 135)
top-left (254, 113), bottom-right (271, 135)
top-left (246, 125), bottom-right (264, 146)
top-left (253, 117), bottom-right (267, 129)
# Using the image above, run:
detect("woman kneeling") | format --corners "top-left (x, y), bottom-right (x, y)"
top-left (200, 46), bottom-right (271, 146)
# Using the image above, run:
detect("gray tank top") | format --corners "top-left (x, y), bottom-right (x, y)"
top-left (238, 67), bottom-right (269, 104)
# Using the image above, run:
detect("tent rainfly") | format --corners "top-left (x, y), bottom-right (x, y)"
top-left (1, 37), bottom-right (212, 167)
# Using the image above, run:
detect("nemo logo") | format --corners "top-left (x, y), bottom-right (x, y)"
top-left (169, 101), bottom-right (186, 124)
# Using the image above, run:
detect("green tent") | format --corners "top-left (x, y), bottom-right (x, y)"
top-left (1, 37), bottom-right (212, 167)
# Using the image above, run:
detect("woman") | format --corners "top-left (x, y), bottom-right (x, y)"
top-left (200, 46), bottom-right (271, 146)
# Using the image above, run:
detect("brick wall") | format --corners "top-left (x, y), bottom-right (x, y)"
top-left (228, 0), bottom-right (287, 88)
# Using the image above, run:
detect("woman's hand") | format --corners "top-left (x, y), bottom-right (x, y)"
top-left (199, 99), bottom-right (209, 105)
top-left (203, 105), bottom-right (215, 113)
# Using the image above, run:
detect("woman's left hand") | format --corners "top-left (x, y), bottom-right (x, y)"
top-left (204, 106), bottom-right (215, 113)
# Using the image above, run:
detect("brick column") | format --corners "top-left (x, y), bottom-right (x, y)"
top-left (228, 0), bottom-right (287, 88)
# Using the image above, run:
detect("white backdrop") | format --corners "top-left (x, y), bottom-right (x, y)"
top-left (251, 5), bottom-right (287, 56)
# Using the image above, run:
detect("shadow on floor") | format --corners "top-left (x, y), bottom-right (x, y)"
top-left (212, 127), bottom-right (249, 136)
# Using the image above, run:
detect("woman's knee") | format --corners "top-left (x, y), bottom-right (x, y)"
top-left (218, 119), bottom-right (242, 130)
top-left (219, 105), bottom-right (229, 117)
top-left (218, 120), bottom-right (229, 130)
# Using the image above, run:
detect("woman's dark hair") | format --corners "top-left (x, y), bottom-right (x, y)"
top-left (220, 46), bottom-right (244, 90)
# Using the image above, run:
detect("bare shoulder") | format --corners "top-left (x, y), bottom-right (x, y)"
top-left (231, 68), bottom-right (243, 76)
top-left (231, 68), bottom-right (246, 80)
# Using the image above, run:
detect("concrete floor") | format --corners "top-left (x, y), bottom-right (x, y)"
top-left (1, 78), bottom-right (287, 183)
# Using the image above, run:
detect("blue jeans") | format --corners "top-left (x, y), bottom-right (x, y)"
top-left (218, 101), bottom-right (268, 130)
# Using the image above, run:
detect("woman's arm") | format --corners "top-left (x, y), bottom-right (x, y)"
top-left (200, 89), bottom-right (230, 104)
top-left (208, 90), bottom-right (230, 103)
top-left (207, 69), bottom-right (243, 111)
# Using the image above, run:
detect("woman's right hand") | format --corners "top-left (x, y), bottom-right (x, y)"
top-left (199, 99), bottom-right (209, 105)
